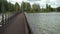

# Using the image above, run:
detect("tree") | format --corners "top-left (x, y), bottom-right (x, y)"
top-left (49, 5), bottom-right (51, 11)
top-left (32, 4), bottom-right (40, 12)
top-left (25, 2), bottom-right (31, 12)
top-left (45, 4), bottom-right (51, 12)
top-left (56, 7), bottom-right (60, 12)
top-left (14, 2), bottom-right (20, 12)
top-left (8, 2), bottom-right (15, 12)
top-left (0, 0), bottom-right (8, 13)
top-left (21, 2), bottom-right (31, 12)
top-left (21, 2), bottom-right (26, 11)
top-left (46, 4), bottom-right (49, 12)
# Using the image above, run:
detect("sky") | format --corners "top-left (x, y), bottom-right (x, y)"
top-left (7, 0), bottom-right (60, 8)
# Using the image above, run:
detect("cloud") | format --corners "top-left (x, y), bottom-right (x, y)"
top-left (7, 0), bottom-right (24, 4)
top-left (28, 0), bottom-right (40, 2)
top-left (47, 0), bottom-right (60, 8)
top-left (29, 0), bottom-right (60, 8)
top-left (7, 0), bottom-right (60, 8)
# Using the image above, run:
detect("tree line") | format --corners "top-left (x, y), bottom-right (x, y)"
top-left (0, 0), bottom-right (60, 13)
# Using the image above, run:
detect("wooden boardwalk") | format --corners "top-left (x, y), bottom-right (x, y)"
top-left (1, 13), bottom-right (32, 34)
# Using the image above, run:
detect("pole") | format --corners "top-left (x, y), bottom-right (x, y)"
top-left (1, 0), bottom-right (4, 25)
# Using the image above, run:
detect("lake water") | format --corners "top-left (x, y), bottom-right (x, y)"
top-left (25, 12), bottom-right (60, 34)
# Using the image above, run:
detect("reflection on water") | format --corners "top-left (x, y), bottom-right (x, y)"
top-left (25, 12), bottom-right (60, 34)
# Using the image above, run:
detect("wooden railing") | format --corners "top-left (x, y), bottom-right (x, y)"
top-left (0, 12), bottom-right (34, 34)
top-left (0, 12), bottom-right (22, 34)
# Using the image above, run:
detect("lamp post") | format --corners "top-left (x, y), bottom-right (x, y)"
top-left (1, 0), bottom-right (5, 25)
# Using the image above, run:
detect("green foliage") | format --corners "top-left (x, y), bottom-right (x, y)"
top-left (0, 0), bottom-right (20, 13)
top-left (45, 4), bottom-right (51, 12)
top-left (0, 1), bottom-right (60, 13)
top-left (21, 2), bottom-right (26, 11)
top-left (14, 2), bottom-right (20, 12)
top-left (8, 2), bottom-right (14, 12)
top-left (25, 2), bottom-right (31, 11)
top-left (0, 0), bottom-right (8, 12)
top-left (32, 4), bottom-right (40, 12)
top-left (56, 7), bottom-right (60, 12)
top-left (21, 2), bottom-right (31, 12)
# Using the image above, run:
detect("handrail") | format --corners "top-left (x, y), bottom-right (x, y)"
top-left (0, 12), bottom-right (21, 34)
top-left (0, 12), bottom-right (33, 34)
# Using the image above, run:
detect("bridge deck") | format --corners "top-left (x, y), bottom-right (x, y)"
top-left (2, 13), bottom-right (29, 34)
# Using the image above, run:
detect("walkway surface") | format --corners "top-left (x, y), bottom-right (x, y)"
top-left (2, 13), bottom-right (28, 34)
